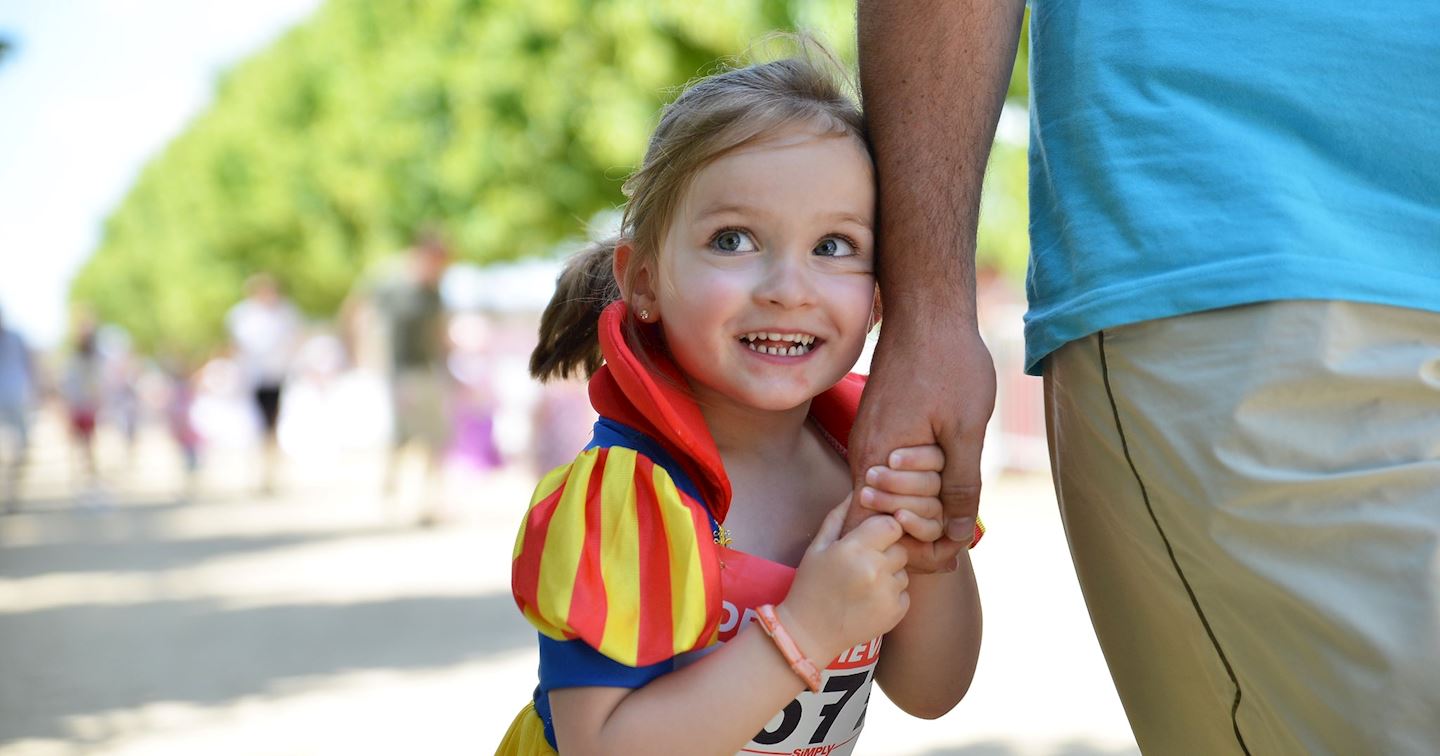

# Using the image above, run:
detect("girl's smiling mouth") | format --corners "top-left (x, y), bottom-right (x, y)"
top-left (739, 331), bottom-right (820, 356)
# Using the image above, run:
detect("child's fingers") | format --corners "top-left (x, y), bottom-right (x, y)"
top-left (893, 508), bottom-right (944, 542)
top-left (844, 512), bottom-right (904, 550)
top-left (809, 494), bottom-right (851, 550)
top-left (859, 487), bottom-right (942, 520)
top-left (882, 542), bottom-right (909, 574)
top-left (893, 566), bottom-right (911, 593)
top-left (888, 444), bottom-right (945, 472)
top-left (865, 466), bottom-right (942, 497)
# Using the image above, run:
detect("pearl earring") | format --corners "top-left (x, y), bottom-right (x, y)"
top-left (638, 308), bottom-right (650, 321)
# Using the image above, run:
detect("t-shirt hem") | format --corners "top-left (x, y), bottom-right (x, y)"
top-left (1023, 279), bottom-right (1440, 375)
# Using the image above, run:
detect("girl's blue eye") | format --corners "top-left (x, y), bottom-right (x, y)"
top-left (815, 236), bottom-right (856, 257)
top-left (712, 230), bottom-right (755, 253)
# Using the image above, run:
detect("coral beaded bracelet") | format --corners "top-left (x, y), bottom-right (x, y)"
top-left (756, 604), bottom-right (823, 693)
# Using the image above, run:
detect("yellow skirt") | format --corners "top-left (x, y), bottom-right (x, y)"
top-left (496, 702), bottom-right (558, 756)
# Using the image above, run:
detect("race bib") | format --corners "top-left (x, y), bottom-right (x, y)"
top-left (715, 547), bottom-right (881, 756)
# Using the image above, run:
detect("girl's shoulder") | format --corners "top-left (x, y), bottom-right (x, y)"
top-left (512, 419), bottom-right (725, 668)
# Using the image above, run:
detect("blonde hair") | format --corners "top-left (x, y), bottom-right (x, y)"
top-left (530, 36), bottom-right (866, 383)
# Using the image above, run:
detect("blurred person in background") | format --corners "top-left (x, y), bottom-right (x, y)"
top-left (60, 317), bottom-right (106, 506)
top-left (446, 312), bottom-right (503, 476)
top-left (162, 355), bottom-right (203, 501)
top-left (101, 328), bottom-right (143, 466)
top-left (225, 272), bottom-right (301, 496)
top-left (362, 233), bottom-right (453, 526)
top-left (529, 378), bottom-right (594, 477)
top-left (0, 305), bottom-right (38, 513)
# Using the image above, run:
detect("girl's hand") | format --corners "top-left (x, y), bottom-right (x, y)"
top-left (778, 496), bottom-right (910, 664)
top-left (858, 444), bottom-right (946, 542)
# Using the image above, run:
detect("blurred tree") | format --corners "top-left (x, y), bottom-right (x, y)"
top-left (74, 0), bottom-right (1031, 354)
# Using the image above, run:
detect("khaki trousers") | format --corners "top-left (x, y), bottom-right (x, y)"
top-left (1044, 301), bottom-right (1440, 755)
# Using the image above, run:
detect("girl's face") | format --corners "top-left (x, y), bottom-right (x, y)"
top-left (639, 125), bottom-right (877, 414)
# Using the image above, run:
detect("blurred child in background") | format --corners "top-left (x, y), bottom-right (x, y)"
top-left (61, 320), bottom-right (106, 506)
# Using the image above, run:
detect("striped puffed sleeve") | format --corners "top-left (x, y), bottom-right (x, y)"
top-left (511, 446), bottom-right (723, 668)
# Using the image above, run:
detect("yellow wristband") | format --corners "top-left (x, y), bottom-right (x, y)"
top-left (756, 604), bottom-right (822, 693)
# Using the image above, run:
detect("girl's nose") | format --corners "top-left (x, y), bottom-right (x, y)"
top-left (753, 250), bottom-right (815, 309)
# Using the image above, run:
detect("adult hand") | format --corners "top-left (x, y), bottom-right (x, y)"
top-left (845, 313), bottom-right (996, 573)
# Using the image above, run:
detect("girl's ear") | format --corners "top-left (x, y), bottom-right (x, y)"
top-left (614, 241), bottom-right (660, 322)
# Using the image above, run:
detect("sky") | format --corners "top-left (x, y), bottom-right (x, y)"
top-left (0, 0), bottom-right (324, 349)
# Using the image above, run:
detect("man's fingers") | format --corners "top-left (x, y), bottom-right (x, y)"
top-left (887, 444), bottom-right (945, 472)
top-left (898, 534), bottom-right (970, 574)
top-left (947, 514), bottom-right (978, 544)
top-left (942, 481), bottom-right (980, 543)
top-left (928, 536), bottom-right (970, 573)
top-left (938, 429), bottom-right (984, 540)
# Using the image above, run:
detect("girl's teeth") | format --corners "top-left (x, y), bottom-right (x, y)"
top-left (740, 332), bottom-right (817, 345)
top-left (745, 342), bottom-right (811, 356)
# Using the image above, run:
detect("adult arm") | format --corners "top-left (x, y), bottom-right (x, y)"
top-left (846, 0), bottom-right (1027, 570)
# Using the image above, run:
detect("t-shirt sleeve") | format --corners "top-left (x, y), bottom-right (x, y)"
top-left (511, 445), bottom-right (723, 669)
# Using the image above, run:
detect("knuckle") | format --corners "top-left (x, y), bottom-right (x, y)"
top-left (940, 481), bottom-right (982, 499)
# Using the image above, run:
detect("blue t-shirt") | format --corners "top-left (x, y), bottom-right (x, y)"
top-left (1023, 1), bottom-right (1440, 375)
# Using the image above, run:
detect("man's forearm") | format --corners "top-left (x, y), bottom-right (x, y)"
top-left (858, 0), bottom-right (1026, 323)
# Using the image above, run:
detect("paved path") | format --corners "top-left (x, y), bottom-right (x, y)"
top-left (1, 411), bottom-right (1137, 755)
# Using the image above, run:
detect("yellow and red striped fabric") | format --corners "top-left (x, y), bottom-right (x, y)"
top-left (511, 445), bottom-right (724, 668)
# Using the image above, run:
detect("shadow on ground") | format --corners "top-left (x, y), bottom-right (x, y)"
top-left (919, 741), bottom-right (1139, 756)
top-left (0, 496), bottom-right (398, 579)
top-left (0, 591), bottom-right (532, 744)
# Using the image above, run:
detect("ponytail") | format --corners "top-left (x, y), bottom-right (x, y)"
top-left (529, 239), bottom-right (622, 382)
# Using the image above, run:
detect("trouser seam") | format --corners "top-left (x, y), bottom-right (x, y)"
top-left (1096, 330), bottom-right (1252, 755)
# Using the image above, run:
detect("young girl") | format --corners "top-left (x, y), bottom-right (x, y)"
top-left (61, 321), bottom-right (106, 505)
top-left (502, 42), bottom-right (983, 756)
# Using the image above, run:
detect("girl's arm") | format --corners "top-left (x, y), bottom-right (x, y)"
top-left (550, 623), bottom-right (806, 755)
top-left (550, 505), bottom-right (910, 756)
top-left (874, 553), bottom-right (982, 718)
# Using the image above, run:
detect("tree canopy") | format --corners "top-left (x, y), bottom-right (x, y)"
top-left (73, 0), bottom-right (1030, 354)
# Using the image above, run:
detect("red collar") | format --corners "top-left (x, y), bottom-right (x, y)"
top-left (588, 302), bottom-right (865, 523)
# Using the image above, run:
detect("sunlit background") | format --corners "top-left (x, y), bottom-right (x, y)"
top-left (0, 2), bottom-right (1136, 754)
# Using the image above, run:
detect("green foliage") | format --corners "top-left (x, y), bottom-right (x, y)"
top-left (977, 7), bottom-right (1032, 283)
top-left (75, 0), bottom-right (1031, 353)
